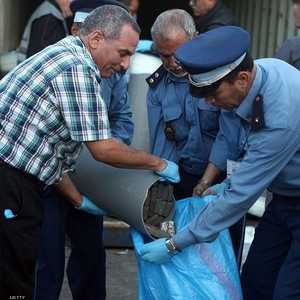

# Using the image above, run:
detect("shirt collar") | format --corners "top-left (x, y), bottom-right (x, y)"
top-left (166, 70), bottom-right (188, 83)
top-left (71, 36), bottom-right (101, 77)
top-left (235, 64), bottom-right (262, 122)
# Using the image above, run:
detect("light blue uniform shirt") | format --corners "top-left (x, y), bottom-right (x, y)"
top-left (209, 109), bottom-right (245, 171)
top-left (147, 70), bottom-right (220, 175)
top-left (174, 58), bottom-right (300, 249)
top-left (101, 73), bottom-right (134, 145)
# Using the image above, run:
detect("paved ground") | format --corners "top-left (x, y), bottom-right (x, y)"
top-left (59, 216), bottom-right (259, 300)
top-left (59, 248), bottom-right (138, 300)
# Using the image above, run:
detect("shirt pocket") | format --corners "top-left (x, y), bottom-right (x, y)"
top-left (196, 101), bottom-right (220, 135)
top-left (162, 103), bottom-right (187, 141)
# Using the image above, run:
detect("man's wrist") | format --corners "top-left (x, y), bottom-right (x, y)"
top-left (165, 238), bottom-right (181, 254)
top-left (74, 195), bottom-right (84, 208)
top-left (198, 178), bottom-right (210, 187)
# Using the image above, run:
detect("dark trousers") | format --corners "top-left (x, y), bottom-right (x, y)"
top-left (173, 166), bottom-right (245, 269)
top-left (0, 162), bottom-right (44, 300)
top-left (241, 194), bottom-right (300, 300)
top-left (34, 188), bottom-right (106, 300)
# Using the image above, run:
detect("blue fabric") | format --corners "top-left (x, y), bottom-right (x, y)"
top-left (241, 195), bottom-right (300, 300)
top-left (100, 73), bottom-right (134, 145)
top-left (209, 110), bottom-right (245, 171)
top-left (175, 26), bottom-right (250, 74)
top-left (131, 196), bottom-right (242, 300)
top-left (173, 58), bottom-right (300, 249)
top-left (34, 188), bottom-right (106, 300)
top-left (136, 40), bottom-right (153, 53)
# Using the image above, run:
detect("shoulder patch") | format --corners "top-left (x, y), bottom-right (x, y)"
top-left (251, 94), bottom-right (265, 131)
top-left (146, 65), bottom-right (166, 88)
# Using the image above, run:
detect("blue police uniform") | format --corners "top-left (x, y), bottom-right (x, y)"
top-left (35, 73), bottom-right (133, 300)
top-left (146, 66), bottom-right (221, 199)
top-left (172, 27), bottom-right (300, 300)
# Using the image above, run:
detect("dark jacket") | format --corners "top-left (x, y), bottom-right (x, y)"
top-left (194, 0), bottom-right (237, 34)
top-left (27, 0), bottom-right (68, 57)
top-left (275, 36), bottom-right (300, 70)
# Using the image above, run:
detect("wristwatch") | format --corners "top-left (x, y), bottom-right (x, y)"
top-left (165, 238), bottom-right (181, 255)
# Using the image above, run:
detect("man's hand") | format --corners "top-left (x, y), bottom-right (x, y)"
top-left (155, 160), bottom-right (180, 183)
top-left (202, 183), bottom-right (227, 196)
top-left (193, 179), bottom-right (210, 196)
top-left (76, 195), bottom-right (107, 216)
top-left (140, 238), bottom-right (172, 264)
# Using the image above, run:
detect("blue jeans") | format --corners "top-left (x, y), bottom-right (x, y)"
top-left (34, 188), bottom-right (106, 300)
top-left (241, 194), bottom-right (300, 300)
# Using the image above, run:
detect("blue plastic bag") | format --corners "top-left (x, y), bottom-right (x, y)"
top-left (131, 196), bottom-right (243, 300)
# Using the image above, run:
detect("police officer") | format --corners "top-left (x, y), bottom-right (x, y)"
top-left (146, 10), bottom-right (245, 266)
top-left (34, 1), bottom-right (134, 300)
top-left (147, 9), bottom-right (222, 200)
top-left (139, 26), bottom-right (300, 300)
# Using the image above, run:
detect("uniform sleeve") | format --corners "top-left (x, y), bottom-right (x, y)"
top-left (27, 15), bottom-right (67, 57)
top-left (173, 127), bottom-right (300, 249)
top-left (105, 75), bottom-right (134, 145)
top-left (50, 64), bottom-right (111, 142)
top-left (209, 110), bottom-right (242, 171)
top-left (146, 88), bottom-right (178, 161)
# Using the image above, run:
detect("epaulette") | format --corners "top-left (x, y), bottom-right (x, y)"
top-left (251, 95), bottom-right (265, 131)
top-left (146, 65), bottom-right (166, 88)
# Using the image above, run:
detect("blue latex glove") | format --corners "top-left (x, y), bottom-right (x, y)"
top-left (4, 209), bottom-right (17, 219)
top-left (204, 182), bottom-right (227, 196)
top-left (140, 238), bottom-right (172, 264)
top-left (136, 40), bottom-right (153, 53)
top-left (76, 195), bottom-right (106, 216)
top-left (156, 159), bottom-right (180, 183)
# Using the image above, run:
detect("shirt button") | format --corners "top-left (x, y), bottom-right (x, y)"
top-left (155, 72), bottom-right (159, 78)
top-left (149, 78), bottom-right (154, 84)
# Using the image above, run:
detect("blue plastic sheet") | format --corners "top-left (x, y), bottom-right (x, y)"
top-left (131, 196), bottom-right (243, 300)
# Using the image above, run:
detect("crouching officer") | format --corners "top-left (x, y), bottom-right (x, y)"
top-left (139, 26), bottom-right (300, 300)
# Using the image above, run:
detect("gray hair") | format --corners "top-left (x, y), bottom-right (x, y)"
top-left (80, 5), bottom-right (140, 39)
top-left (151, 9), bottom-right (196, 42)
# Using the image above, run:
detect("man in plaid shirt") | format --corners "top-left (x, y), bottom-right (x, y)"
top-left (0, 5), bottom-right (179, 299)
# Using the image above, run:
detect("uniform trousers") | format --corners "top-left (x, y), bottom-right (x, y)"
top-left (241, 194), bottom-right (300, 300)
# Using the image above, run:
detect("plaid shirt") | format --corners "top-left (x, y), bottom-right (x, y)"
top-left (0, 36), bottom-right (111, 185)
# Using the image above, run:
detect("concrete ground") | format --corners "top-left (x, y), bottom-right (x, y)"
top-left (59, 248), bottom-right (138, 300)
top-left (59, 216), bottom-right (259, 300)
